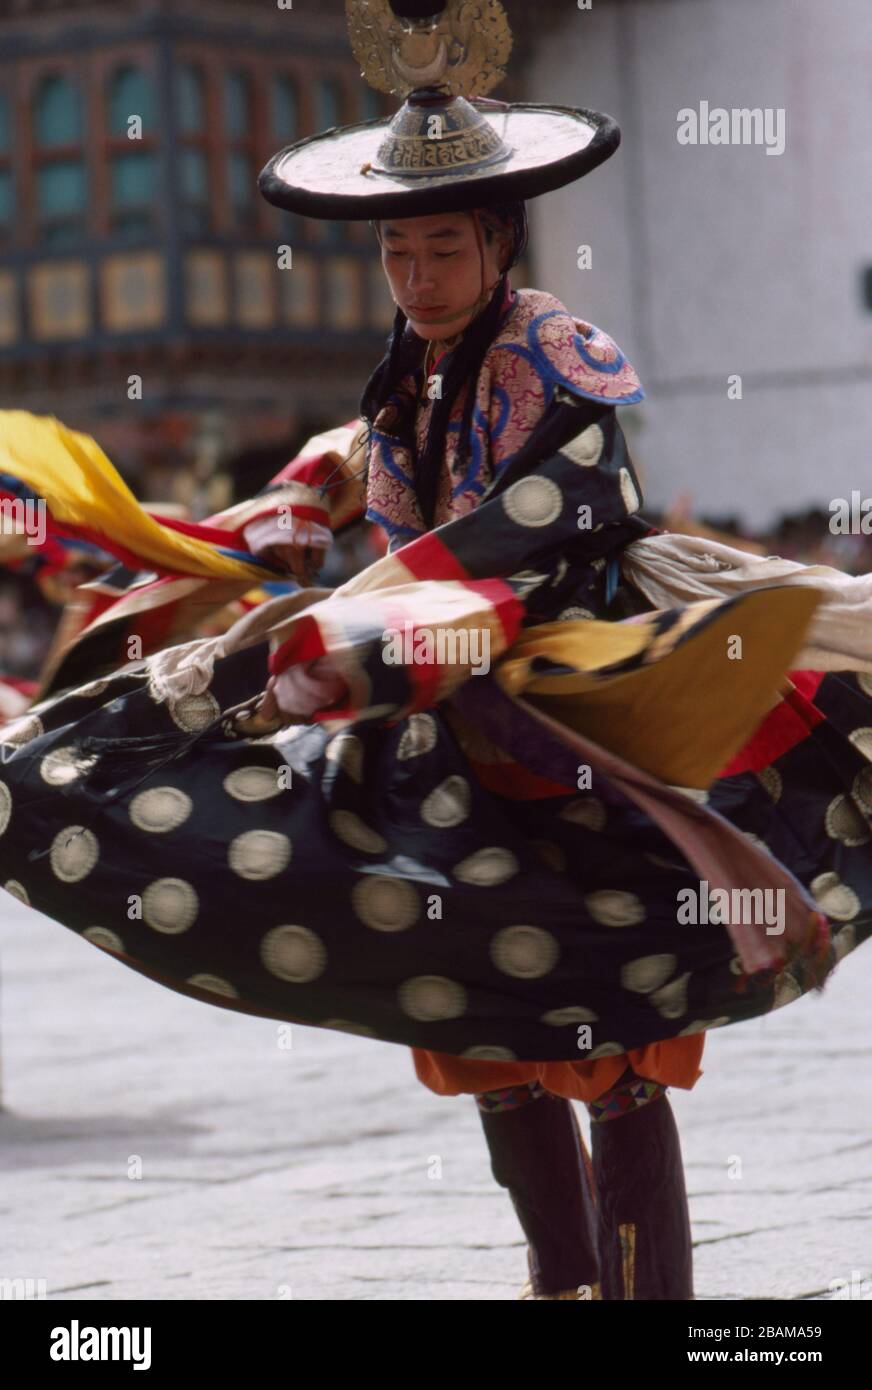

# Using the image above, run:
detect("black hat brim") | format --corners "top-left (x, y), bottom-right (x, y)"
top-left (258, 103), bottom-right (620, 221)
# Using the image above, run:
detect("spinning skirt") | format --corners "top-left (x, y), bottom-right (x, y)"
top-left (0, 621), bottom-right (868, 1102)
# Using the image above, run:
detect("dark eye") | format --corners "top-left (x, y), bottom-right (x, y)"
top-left (435, 251), bottom-right (458, 259)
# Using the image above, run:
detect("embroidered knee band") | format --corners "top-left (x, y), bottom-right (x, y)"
top-left (474, 1080), bottom-right (549, 1113)
top-left (587, 1078), bottom-right (668, 1123)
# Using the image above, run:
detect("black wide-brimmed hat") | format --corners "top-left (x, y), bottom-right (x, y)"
top-left (258, 0), bottom-right (621, 221)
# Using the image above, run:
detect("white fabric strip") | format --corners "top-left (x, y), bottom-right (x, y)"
top-left (622, 532), bottom-right (872, 673)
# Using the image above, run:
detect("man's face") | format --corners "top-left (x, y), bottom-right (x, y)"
top-left (379, 212), bottom-right (507, 340)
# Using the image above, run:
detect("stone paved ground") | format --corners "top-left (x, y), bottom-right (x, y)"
top-left (1, 893), bottom-right (870, 1301)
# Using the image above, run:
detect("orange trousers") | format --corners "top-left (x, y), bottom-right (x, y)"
top-left (412, 1034), bottom-right (705, 1103)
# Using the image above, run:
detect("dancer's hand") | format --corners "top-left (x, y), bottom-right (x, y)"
top-left (254, 675), bottom-right (282, 724)
top-left (242, 513), bottom-right (332, 586)
top-left (260, 542), bottom-right (329, 586)
top-left (256, 659), bottom-right (348, 724)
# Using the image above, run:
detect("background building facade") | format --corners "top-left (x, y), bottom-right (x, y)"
top-left (0, 0), bottom-right (555, 679)
top-left (2, 0), bottom-right (869, 685)
top-left (0, 0), bottom-right (542, 503)
top-left (528, 0), bottom-right (872, 531)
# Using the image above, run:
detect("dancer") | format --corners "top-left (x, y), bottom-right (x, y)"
top-left (1, 1), bottom-right (868, 1301)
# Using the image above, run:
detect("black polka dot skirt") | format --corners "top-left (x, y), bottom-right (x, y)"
top-left (0, 645), bottom-right (869, 1062)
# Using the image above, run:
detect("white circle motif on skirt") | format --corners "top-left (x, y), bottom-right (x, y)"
top-left (260, 925), bottom-right (327, 983)
top-left (621, 954), bottom-right (677, 993)
top-left (83, 926), bottom-right (125, 953)
top-left (324, 733), bottom-right (364, 782)
top-left (398, 975), bottom-right (467, 1022)
top-left (397, 712), bottom-right (438, 760)
top-left (228, 830), bottom-right (292, 880)
top-left (650, 971), bottom-right (691, 1019)
top-left (560, 423), bottom-right (604, 467)
top-left (142, 877), bottom-right (199, 933)
top-left (1, 714), bottom-right (44, 745)
top-left (39, 747), bottom-right (98, 786)
top-left (541, 1005), bottom-right (599, 1026)
top-left (585, 890), bottom-right (646, 927)
top-left (223, 766), bottom-right (284, 801)
top-left (490, 924), bottom-right (560, 979)
top-left (824, 794), bottom-right (870, 847)
top-left (452, 846), bottom-right (518, 886)
top-left (50, 826), bottom-right (99, 882)
top-left (186, 973), bottom-right (240, 998)
top-left (420, 775), bottom-right (471, 828)
top-left (352, 875), bottom-right (420, 931)
top-left (330, 811), bottom-right (388, 854)
top-left (809, 871), bottom-right (860, 921)
top-left (501, 476), bottom-right (564, 528)
top-left (167, 692), bottom-right (220, 732)
top-left (129, 786), bottom-right (193, 833)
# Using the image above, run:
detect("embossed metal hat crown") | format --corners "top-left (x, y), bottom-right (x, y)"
top-left (373, 86), bottom-right (511, 181)
top-left (258, 0), bottom-right (620, 220)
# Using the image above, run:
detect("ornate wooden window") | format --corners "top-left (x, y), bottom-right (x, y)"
top-left (225, 69), bottom-right (258, 233)
top-left (270, 73), bottom-right (300, 247)
top-left (175, 63), bottom-right (210, 236)
top-left (106, 64), bottom-right (159, 240)
top-left (33, 73), bottom-right (87, 247)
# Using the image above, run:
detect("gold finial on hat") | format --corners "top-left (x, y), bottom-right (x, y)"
top-left (345, 0), bottom-right (512, 100)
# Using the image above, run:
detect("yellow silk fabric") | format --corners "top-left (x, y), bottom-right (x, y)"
top-left (0, 411), bottom-right (268, 583)
top-left (495, 586), bottom-right (822, 788)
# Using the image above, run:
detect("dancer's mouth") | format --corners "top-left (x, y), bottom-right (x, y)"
top-left (408, 304), bottom-right (447, 318)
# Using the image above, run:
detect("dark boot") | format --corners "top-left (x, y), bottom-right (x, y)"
top-left (476, 1086), bottom-right (601, 1299)
top-left (588, 1081), bottom-right (694, 1300)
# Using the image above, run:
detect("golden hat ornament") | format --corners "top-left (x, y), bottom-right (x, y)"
top-left (258, 0), bottom-right (621, 220)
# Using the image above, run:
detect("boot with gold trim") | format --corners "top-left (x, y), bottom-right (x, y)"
top-left (586, 1068), bottom-right (694, 1300)
top-left (475, 1081), bottom-right (602, 1300)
